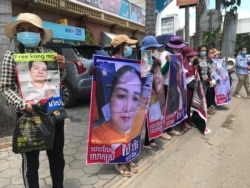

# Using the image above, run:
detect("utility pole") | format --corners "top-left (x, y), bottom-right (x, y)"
top-left (185, 6), bottom-right (190, 44)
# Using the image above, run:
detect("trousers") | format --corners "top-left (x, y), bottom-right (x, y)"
top-left (21, 120), bottom-right (65, 188)
top-left (234, 74), bottom-right (250, 96)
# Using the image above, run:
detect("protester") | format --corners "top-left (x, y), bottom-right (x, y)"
top-left (181, 46), bottom-right (198, 129)
top-left (206, 48), bottom-right (220, 115)
top-left (197, 45), bottom-right (210, 95)
top-left (0, 13), bottom-right (66, 188)
top-left (160, 36), bottom-right (186, 138)
top-left (140, 35), bottom-right (164, 154)
top-left (109, 34), bottom-right (139, 176)
top-left (233, 47), bottom-right (250, 99)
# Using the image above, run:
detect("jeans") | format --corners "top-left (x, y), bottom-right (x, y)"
top-left (21, 120), bottom-right (65, 188)
top-left (234, 74), bottom-right (250, 96)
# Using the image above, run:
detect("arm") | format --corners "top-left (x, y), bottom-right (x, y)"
top-left (0, 51), bottom-right (27, 112)
top-left (161, 61), bottom-right (169, 74)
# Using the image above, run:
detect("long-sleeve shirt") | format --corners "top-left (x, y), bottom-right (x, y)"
top-left (0, 47), bottom-right (66, 112)
top-left (235, 54), bottom-right (248, 75)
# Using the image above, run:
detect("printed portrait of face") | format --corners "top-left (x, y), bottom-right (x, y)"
top-left (153, 66), bottom-right (163, 93)
top-left (29, 61), bottom-right (48, 84)
top-left (110, 66), bottom-right (142, 134)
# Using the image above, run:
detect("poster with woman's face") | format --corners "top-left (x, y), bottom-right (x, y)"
top-left (14, 53), bottom-right (61, 107)
top-left (87, 55), bottom-right (153, 164)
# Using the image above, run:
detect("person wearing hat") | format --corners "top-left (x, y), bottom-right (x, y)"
top-left (181, 46), bottom-right (199, 129)
top-left (206, 48), bottom-right (221, 115)
top-left (159, 35), bottom-right (187, 138)
top-left (111, 34), bottom-right (138, 59)
top-left (109, 34), bottom-right (139, 177)
top-left (0, 12), bottom-right (66, 187)
top-left (140, 35), bottom-right (164, 154)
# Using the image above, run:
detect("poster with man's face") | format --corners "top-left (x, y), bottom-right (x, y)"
top-left (14, 53), bottom-right (62, 108)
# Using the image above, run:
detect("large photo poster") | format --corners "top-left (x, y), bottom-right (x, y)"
top-left (163, 54), bottom-right (187, 130)
top-left (212, 59), bottom-right (231, 105)
top-left (87, 55), bottom-right (152, 164)
top-left (14, 52), bottom-right (62, 109)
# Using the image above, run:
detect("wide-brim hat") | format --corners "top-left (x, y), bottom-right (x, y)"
top-left (111, 34), bottom-right (138, 48)
top-left (140, 35), bottom-right (163, 50)
top-left (167, 36), bottom-right (186, 49)
top-left (5, 12), bottom-right (53, 44)
top-left (181, 46), bottom-right (198, 57)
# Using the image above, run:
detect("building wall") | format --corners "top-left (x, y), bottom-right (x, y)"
top-left (11, 2), bottom-right (144, 46)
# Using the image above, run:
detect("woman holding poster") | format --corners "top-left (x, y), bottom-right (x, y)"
top-left (91, 34), bottom-right (139, 177)
top-left (0, 13), bottom-right (66, 188)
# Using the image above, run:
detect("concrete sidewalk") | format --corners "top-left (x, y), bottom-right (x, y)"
top-left (0, 74), bottom-right (248, 188)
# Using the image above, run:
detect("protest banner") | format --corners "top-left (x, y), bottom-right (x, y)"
top-left (87, 55), bottom-right (152, 164)
top-left (146, 56), bottom-right (165, 140)
top-left (14, 52), bottom-right (62, 109)
top-left (212, 59), bottom-right (231, 105)
top-left (163, 54), bottom-right (187, 130)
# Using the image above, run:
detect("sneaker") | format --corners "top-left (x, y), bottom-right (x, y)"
top-left (160, 132), bottom-right (172, 140)
top-left (168, 129), bottom-right (181, 136)
top-left (234, 94), bottom-right (242, 98)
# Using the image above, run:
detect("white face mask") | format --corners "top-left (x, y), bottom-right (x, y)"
top-left (152, 50), bottom-right (159, 58)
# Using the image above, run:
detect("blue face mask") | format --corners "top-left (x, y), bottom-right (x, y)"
top-left (124, 46), bottom-right (133, 57)
top-left (17, 32), bottom-right (41, 47)
top-left (241, 50), bottom-right (247, 55)
top-left (199, 51), bottom-right (207, 57)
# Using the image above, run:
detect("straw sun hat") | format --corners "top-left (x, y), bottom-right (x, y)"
top-left (5, 12), bottom-right (53, 44)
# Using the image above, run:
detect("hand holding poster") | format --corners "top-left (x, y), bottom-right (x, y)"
top-left (87, 55), bottom-right (152, 164)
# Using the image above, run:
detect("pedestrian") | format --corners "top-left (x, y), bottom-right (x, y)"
top-left (233, 47), bottom-right (250, 99)
top-left (181, 46), bottom-right (198, 129)
top-left (0, 12), bottom-right (66, 188)
top-left (110, 34), bottom-right (139, 177)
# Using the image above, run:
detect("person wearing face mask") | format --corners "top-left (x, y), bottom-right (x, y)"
top-left (110, 34), bottom-right (137, 59)
top-left (197, 45), bottom-right (210, 97)
top-left (140, 35), bottom-right (164, 154)
top-left (109, 34), bottom-right (139, 177)
top-left (0, 13), bottom-right (66, 188)
top-left (206, 48), bottom-right (221, 115)
top-left (158, 36), bottom-right (186, 140)
top-left (233, 47), bottom-right (250, 99)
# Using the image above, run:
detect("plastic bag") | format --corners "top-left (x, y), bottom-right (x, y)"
top-left (12, 106), bottom-right (55, 153)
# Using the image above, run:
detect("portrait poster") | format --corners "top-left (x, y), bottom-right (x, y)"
top-left (146, 64), bottom-right (165, 140)
top-left (87, 55), bottom-right (153, 165)
top-left (212, 59), bottom-right (231, 105)
top-left (140, 50), bottom-right (153, 77)
top-left (163, 54), bottom-right (187, 130)
top-left (14, 52), bottom-right (63, 110)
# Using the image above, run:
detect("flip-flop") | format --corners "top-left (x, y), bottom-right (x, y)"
top-left (115, 164), bottom-right (131, 177)
top-left (127, 161), bottom-right (139, 174)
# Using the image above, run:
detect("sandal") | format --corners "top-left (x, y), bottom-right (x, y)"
top-left (115, 164), bottom-right (131, 177)
top-left (127, 161), bottom-right (139, 174)
top-left (208, 108), bottom-right (215, 115)
top-left (184, 123), bottom-right (192, 129)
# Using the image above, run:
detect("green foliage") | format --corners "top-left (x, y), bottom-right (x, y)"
top-left (221, 0), bottom-right (241, 18)
top-left (84, 29), bottom-right (95, 44)
top-left (235, 34), bottom-right (250, 56)
top-left (202, 28), bottom-right (222, 48)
